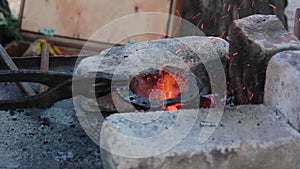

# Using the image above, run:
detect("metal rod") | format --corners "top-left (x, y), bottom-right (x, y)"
top-left (0, 44), bottom-right (36, 96)
top-left (40, 45), bottom-right (49, 92)
top-left (294, 8), bottom-right (300, 40)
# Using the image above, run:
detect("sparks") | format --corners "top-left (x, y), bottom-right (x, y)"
top-left (269, 3), bottom-right (276, 9)
top-left (175, 9), bottom-right (181, 17)
top-left (246, 63), bottom-right (251, 67)
top-left (233, 52), bottom-right (239, 56)
top-left (219, 31), bottom-right (226, 39)
top-left (298, 18), bottom-right (300, 22)
top-left (175, 48), bottom-right (182, 54)
top-left (238, 0), bottom-right (247, 9)
top-left (192, 12), bottom-right (201, 19)
top-left (226, 55), bottom-right (230, 60)
top-left (227, 5), bottom-right (231, 12)
top-left (242, 86), bottom-right (246, 90)
top-left (249, 93), bottom-right (254, 101)
top-left (221, 15), bottom-right (229, 19)
top-left (201, 23), bottom-right (204, 30)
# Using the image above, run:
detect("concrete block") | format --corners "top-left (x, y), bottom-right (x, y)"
top-left (264, 50), bottom-right (300, 131)
top-left (228, 15), bottom-right (300, 104)
top-left (100, 105), bottom-right (300, 169)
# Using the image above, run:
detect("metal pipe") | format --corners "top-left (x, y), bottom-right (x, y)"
top-left (40, 44), bottom-right (49, 92)
top-left (294, 8), bottom-right (300, 40)
top-left (0, 44), bottom-right (36, 96)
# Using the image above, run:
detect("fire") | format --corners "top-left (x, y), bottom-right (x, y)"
top-left (164, 103), bottom-right (183, 111)
top-left (157, 69), bottom-right (182, 99)
top-left (130, 68), bottom-right (186, 111)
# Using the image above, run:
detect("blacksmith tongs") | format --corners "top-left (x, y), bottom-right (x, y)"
top-left (0, 69), bottom-right (124, 110)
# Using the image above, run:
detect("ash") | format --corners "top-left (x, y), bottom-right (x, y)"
top-left (0, 99), bottom-right (103, 169)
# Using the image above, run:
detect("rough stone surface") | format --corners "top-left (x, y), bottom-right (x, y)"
top-left (101, 105), bottom-right (300, 169)
top-left (264, 50), bottom-right (300, 131)
top-left (182, 0), bottom-right (288, 37)
top-left (228, 15), bottom-right (300, 104)
top-left (76, 36), bottom-right (228, 112)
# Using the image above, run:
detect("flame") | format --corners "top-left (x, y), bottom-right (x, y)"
top-left (165, 103), bottom-right (183, 111)
top-left (130, 68), bottom-right (186, 111)
top-left (156, 69), bottom-right (181, 99)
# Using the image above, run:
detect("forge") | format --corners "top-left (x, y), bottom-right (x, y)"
top-left (73, 14), bottom-right (300, 169)
top-left (75, 35), bottom-right (228, 114)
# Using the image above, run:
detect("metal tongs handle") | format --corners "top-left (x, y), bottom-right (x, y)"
top-left (0, 70), bottom-right (113, 110)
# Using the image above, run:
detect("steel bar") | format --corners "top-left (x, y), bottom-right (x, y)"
top-left (40, 45), bottom-right (49, 92)
top-left (0, 44), bottom-right (36, 96)
top-left (0, 55), bottom-right (88, 70)
top-left (294, 8), bottom-right (300, 40)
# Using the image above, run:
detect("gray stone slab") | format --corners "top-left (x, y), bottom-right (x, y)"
top-left (228, 14), bottom-right (300, 104)
top-left (100, 105), bottom-right (300, 169)
top-left (264, 50), bottom-right (300, 131)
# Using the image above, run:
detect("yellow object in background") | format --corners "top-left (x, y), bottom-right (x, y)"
top-left (35, 39), bottom-right (62, 56)
top-left (22, 39), bottom-right (66, 57)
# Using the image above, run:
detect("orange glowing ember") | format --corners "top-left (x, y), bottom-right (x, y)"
top-left (130, 68), bottom-right (186, 111)
top-left (164, 103), bottom-right (183, 111)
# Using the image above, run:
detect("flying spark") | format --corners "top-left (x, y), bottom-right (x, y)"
top-left (226, 55), bottom-right (230, 60)
top-left (219, 31), bottom-right (226, 39)
top-left (227, 5), bottom-right (231, 12)
top-left (221, 15), bottom-right (229, 19)
top-left (192, 12), bottom-right (201, 19)
top-left (233, 52), bottom-right (239, 56)
top-left (238, 0), bottom-right (247, 9)
top-left (175, 9), bottom-right (181, 17)
top-left (249, 93), bottom-right (254, 101)
top-left (175, 48), bottom-right (182, 54)
top-left (268, 3), bottom-right (276, 9)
